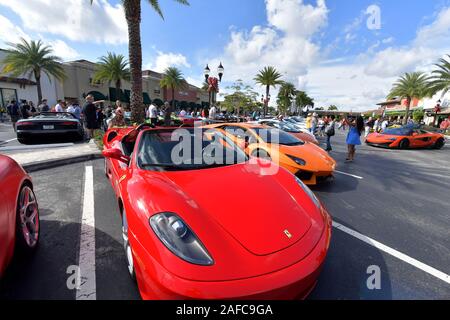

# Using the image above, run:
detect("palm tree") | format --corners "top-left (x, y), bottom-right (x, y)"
top-left (254, 66), bottom-right (284, 116)
top-left (429, 55), bottom-right (450, 97)
top-left (277, 82), bottom-right (296, 115)
top-left (90, 0), bottom-right (190, 123)
top-left (160, 67), bottom-right (187, 110)
top-left (93, 52), bottom-right (130, 102)
top-left (295, 90), bottom-right (314, 115)
top-left (1, 38), bottom-right (65, 104)
top-left (387, 72), bottom-right (431, 125)
top-left (428, 55), bottom-right (450, 126)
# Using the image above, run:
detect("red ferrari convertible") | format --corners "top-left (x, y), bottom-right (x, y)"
top-left (366, 126), bottom-right (446, 149)
top-left (0, 155), bottom-right (40, 277)
top-left (103, 125), bottom-right (332, 300)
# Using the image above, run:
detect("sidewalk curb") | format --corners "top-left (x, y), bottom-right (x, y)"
top-left (23, 153), bottom-right (103, 173)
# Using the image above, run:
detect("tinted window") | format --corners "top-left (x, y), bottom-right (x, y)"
top-left (137, 129), bottom-right (248, 171)
top-left (382, 128), bottom-right (413, 136)
top-left (252, 128), bottom-right (304, 146)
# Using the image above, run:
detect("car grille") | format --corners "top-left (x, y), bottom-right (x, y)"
top-left (295, 170), bottom-right (314, 181)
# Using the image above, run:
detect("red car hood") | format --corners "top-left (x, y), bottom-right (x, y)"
top-left (143, 163), bottom-right (313, 256)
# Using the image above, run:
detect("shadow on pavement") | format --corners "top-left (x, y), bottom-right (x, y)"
top-left (309, 218), bottom-right (393, 300)
top-left (0, 220), bottom-right (140, 300)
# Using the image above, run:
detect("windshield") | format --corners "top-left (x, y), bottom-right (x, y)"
top-left (252, 128), bottom-right (304, 146)
top-left (382, 127), bottom-right (413, 136)
top-left (263, 121), bottom-right (300, 133)
top-left (35, 112), bottom-right (77, 119)
top-left (278, 122), bottom-right (300, 132)
top-left (137, 128), bottom-right (248, 171)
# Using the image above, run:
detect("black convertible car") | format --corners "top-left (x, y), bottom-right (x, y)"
top-left (16, 112), bottom-right (85, 144)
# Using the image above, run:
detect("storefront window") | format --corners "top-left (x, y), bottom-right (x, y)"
top-left (0, 88), bottom-right (18, 107)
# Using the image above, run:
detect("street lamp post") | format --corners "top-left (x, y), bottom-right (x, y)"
top-left (204, 63), bottom-right (224, 107)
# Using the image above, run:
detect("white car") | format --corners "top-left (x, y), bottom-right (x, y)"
top-left (281, 118), bottom-right (309, 132)
top-left (256, 119), bottom-right (312, 136)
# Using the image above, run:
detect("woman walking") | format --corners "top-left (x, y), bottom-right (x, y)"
top-left (324, 115), bottom-right (336, 152)
top-left (345, 116), bottom-right (365, 162)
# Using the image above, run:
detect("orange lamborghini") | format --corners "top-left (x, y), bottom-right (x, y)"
top-left (204, 123), bottom-right (336, 185)
top-left (366, 126), bottom-right (446, 149)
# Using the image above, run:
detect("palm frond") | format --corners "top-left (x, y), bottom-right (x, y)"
top-left (1, 38), bottom-right (65, 80)
top-left (93, 52), bottom-right (130, 85)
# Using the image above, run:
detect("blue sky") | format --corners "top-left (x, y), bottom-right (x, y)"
top-left (1, 0), bottom-right (450, 110)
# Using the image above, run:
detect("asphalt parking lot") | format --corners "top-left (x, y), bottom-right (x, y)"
top-left (0, 129), bottom-right (449, 300)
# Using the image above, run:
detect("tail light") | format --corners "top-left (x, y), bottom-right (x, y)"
top-left (61, 122), bottom-right (76, 126)
top-left (17, 122), bottom-right (33, 126)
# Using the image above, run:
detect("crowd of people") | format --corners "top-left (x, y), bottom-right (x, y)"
top-left (2, 96), bottom-right (449, 153)
top-left (304, 113), bottom-right (366, 162)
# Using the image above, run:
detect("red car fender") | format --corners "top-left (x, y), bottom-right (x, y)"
top-left (0, 156), bottom-right (32, 276)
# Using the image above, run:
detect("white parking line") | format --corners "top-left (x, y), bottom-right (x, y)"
top-left (76, 166), bottom-right (96, 300)
top-left (335, 170), bottom-right (364, 180)
top-left (0, 138), bottom-right (17, 146)
top-left (332, 221), bottom-right (450, 285)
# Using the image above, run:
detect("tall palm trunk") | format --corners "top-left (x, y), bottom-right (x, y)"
top-left (115, 79), bottom-right (121, 103)
top-left (124, 0), bottom-right (145, 123)
top-left (171, 86), bottom-right (175, 109)
top-left (34, 70), bottom-right (42, 105)
top-left (265, 85), bottom-right (270, 116)
top-left (403, 97), bottom-right (412, 125)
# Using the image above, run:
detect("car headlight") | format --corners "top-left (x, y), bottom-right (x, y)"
top-left (295, 177), bottom-right (321, 209)
top-left (288, 155), bottom-right (306, 166)
top-left (149, 212), bottom-right (214, 266)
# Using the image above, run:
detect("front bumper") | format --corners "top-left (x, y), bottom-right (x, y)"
top-left (17, 129), bottom-right (84, 139)
top-left (365, 141), bottom-right (394, 148)
top-left (131, 213), bottom-right (332, 300)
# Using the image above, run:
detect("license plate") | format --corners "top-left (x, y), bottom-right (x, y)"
top-left (43, 125), bottom-right (54, 130)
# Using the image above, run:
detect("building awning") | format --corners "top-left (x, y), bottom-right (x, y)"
top-left (86, 91), bottom-right (107, 101)
top-left (377, 99), bottom-right (401, 106)
top-left (114, 90), bottom-right (152, 104)
top-left (143, 92), bottom-right (151, 105)
top-left (109, 88), bottom-right (127, 103)
top-left (0, 76), bottom-right (37, 86)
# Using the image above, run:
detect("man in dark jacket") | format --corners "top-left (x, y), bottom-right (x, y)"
top-left (82, 95), bottom-right (97, 140)
top-left (7, 100), bottom-right (21, 131)
top-left (20, 100), bottom-right (31, 119)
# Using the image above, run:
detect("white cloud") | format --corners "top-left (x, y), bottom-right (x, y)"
top-left (305, 64), bottom-right (396, 110)
top-left (266, 0), bottom-right (328, 37)
top-left (364, 46), bottom-right (436, 77)
top-left (185, 76), bottom-right (204, 89)
top-left (415, 7), bottom-right (450, 48)
top-left (0, 14), bottom-right (79, 61)
top-left (47, 39), bottom-right (80, 61)
top-left (364, 7), bottom-right (450, 78)
top-left (147, 51), bottom-right (191, 73)
top-left (382, 37), bottom-right (394, 44)
top-left (211, 0), bottom-right (328, 102)
top-left (0, 14), bottom-right (30, 44)
top-left (0, 0), bottom-right (127, 44)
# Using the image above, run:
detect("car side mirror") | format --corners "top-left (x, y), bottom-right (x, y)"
top-left (102, 148), bottom-right (130, 164)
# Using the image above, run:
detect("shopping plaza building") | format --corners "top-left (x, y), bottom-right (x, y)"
top-left (372, 95), bottom-right (450, 126)
top-left (0, 49), bottom-right (210, 110)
